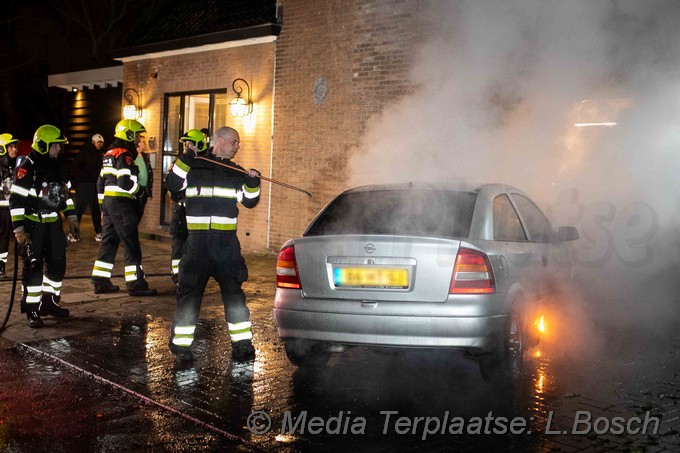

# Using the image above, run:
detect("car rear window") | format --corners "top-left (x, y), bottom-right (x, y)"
top-left (304, 189), bottom-right (477, 239)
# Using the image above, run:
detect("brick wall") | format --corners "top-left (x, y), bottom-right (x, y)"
top-left (123, 43), bottom-right (275, 252)
top-left (269, 0), bottom-right (421, 251)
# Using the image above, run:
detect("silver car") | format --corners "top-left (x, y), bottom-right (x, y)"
top-left (273, 182), bottom-right (578, 383)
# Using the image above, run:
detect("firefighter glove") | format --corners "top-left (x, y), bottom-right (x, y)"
top-left (244, 169), bottom-right (261, 188)
top-left (14, 229), bottom-right (31, 246)
top-left (67, 216), bottom-right (81, 241)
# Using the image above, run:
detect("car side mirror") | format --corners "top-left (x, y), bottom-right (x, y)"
top-left (554, 226), bottom-right (579, 242)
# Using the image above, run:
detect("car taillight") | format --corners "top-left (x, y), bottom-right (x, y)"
top-left (276, 244), bottom-right (301, 289)
top-left (449, 247), bottom-right (496, 294)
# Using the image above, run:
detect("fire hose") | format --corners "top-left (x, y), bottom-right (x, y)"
top-left (0, 241), bottom-right (19, 332)
top-left (183, 142), bottom-right (312, 198)
top-left (194, 156), bottom-right (313, 198)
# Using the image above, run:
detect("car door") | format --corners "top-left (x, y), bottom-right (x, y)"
top-left (491, 193), bottom-right (533, 295)
top-left (509, 192), bottom-right (555, 296)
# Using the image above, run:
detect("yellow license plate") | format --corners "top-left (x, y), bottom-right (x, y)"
top-left (333, 267), bottom-right (409, 289)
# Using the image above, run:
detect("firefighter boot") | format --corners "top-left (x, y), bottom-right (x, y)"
top-left (26, 310), bottom-right (44, 328)
top-left (127, 279), bottom-right (158, 297)
top-left (232, 339), bottom-right (255, 362)
top-left (169, 343), bottom-right (193, 361)
top-left (129, 287), bottom-right (158, 296)
top-left (93, 279), bottom-right (120, 294)
top-left (38, 294), bottom-right (70, 318)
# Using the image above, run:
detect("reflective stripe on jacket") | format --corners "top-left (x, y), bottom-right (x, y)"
top-left (164, 152), bottom-right (260, 232)
top-left (98, 147), bottom-right (140, 201)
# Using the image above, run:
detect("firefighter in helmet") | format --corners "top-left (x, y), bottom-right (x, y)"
top-left (90, 119), bottom-right (157, 296)
top-left (164, 126), bottom-right (260, 361)
top-left (165, 128), bottom-right (209, 284)
top-left (10, 125), bottom-right (79, 328)
top-left (0, 133), bottom-right (20, 277)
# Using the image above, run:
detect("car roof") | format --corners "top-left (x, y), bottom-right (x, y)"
top-left (341, 181), bottom-right (524, 196)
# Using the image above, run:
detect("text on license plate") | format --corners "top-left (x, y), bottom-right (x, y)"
top-left (333, 267), bottom-right (409, 288)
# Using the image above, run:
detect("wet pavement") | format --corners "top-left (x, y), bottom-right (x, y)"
top-left (1, 219), bottom-right (680, 452)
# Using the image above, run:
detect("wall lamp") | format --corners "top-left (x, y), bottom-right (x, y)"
top-left (123, 88), bottom-right (142, 120)
top-left (230, 78), bottom-right (253, 117)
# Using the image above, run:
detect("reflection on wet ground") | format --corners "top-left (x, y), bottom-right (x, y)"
top-left (3, 307), bottom-right (680, 452)
top-left (1, 234), bottom-right (679, 451)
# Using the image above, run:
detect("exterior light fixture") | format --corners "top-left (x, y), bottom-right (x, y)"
top-left (230, 78), bottom-right (253, 117)
top-left (123, 88), bottom-right (142, 120)
top-left (71, 87), bottom-right (78, 92)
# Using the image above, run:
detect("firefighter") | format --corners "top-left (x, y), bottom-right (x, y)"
top-left (165, 129), bottom-right (209, 284)
top-left (10, 125), bottom-right (79, 328)
top-left (90, 119), bottom-right (157, 296)
top-left (164, 126), bottom-right (260, 361)
top-left (0, 133), bottom-right (20, 277)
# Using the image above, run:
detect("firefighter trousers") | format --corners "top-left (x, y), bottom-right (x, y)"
top-left (169, 203), bottom-right (187, 278)
top-left (20, 219), bottom-right (67, 312)
top-left (92, 198), bottom-right (147, 289)
top-left (171, 231), bottom-right (251, 346)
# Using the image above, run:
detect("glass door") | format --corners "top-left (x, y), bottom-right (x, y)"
top-left (160, 89), bottom-right (227, 225)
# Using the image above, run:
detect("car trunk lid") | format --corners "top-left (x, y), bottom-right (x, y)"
top-left (294, 235), bottom-right (461, 302)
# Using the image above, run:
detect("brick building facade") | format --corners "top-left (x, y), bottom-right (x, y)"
top-left (270, 0), bottom-right (422, 250)
top-left (115, 0), bottom-right (424, 253)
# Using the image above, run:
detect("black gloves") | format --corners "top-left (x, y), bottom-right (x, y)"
top-left (244, 169), bottom-right (260, 188)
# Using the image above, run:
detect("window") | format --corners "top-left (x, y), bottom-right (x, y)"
top-left (305, 190), bottom-right (477, 239)
top-left (493, 194), bottom-right (526, 241)
top-left (512, 194), bottom-right (554, 243)
top-left (160, 90), bottom-right (228, 225)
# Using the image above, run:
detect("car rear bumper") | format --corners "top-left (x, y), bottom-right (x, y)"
top-left (273, 308), bottom-right (506, 354)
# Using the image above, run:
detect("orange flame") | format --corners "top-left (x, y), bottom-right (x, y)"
top-left (534, 315), bottom-right (546, 334)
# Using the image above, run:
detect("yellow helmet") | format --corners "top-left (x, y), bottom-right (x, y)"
top-left (114, 119), bottom-right (146, 142)
top-left (179, 129), bottom-right (208, 152)
top-left (0, 133), bottom-right (19, 156)
top-left (32, 125), bottom-right (68, 154)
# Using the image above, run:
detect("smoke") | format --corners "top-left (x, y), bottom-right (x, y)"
top-left (349, 1), bottom-right (680, 346)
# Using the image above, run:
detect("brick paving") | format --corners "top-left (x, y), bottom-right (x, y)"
top-left (1, 220), bottom-right (680, 452)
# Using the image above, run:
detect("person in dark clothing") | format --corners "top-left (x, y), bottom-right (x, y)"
top-left (164, 129), bottom-right (209, 284)
top-left (0, 133), bottom-right (19, 277)
top-left (72, 133), bottom-right (105, 241)
top-left (10, 125), bottom-right (80, 328)
top-left (164, 126), bottom-right (260, 361)
top-left (90, 119), bottom-right (157, 297)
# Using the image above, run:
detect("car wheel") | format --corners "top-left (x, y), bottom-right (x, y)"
top-left (479, 311), bottom-right (524, 386)
top-left (284, 340), bottom-right (331, 368)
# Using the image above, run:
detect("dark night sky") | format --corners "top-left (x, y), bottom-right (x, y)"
top-left (1, 0), bottom-right (275, 139)
top-left (0, 0), bottom-right (174, 139)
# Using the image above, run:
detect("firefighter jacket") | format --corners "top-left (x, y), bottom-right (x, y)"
top-left (164, 150), bottom-right (260, 232)
top-left (0, 154), bottom-right (16, 208)
top-left (9, 151), bottom-right (75, 230)
top-left (97, 139), bottom-right (140, 203)
top-left (163, 150), bottom-right (208, 205)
